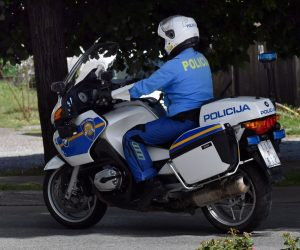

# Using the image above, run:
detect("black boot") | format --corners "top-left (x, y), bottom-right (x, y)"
top-left (133, 178), bottom-right (165, 210)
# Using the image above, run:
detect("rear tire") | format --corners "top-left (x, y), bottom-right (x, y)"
top-left (202, 163), bottom-right (272, 232)
top-left (43, 167), bottom-right (107, 229)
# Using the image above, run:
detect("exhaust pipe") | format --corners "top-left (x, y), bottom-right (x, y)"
top-left (191, 176), bottom-right (249, 207)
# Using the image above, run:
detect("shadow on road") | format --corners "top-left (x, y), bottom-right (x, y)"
top-left (21, 132), bottom-right (42, 137)
top-left (0, 206), bottom-right (218, 238)
top-left (0, 201), bottom-right (299, 240)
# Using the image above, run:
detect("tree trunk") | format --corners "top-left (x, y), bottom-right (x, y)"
top-left (27, 0), bottom-right (68, 162)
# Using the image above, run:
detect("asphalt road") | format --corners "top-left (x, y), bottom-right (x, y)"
top-left (0, 188), bottom-right (299, 250)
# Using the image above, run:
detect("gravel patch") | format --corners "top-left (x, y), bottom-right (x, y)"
top-left (0, 128), bottom-right (43, 157)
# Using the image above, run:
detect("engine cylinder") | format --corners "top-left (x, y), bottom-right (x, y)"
top-left (94, 166), bottom-right (122, 192)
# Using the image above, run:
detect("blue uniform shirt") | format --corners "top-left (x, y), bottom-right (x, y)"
top-left (129, 48), bottom-right (213, 117)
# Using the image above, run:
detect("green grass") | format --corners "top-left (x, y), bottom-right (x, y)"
top-left (0, 166), bottom-right (44, 177)
top-left (277, 109), bottom-right (300, 136)
top-left (0, 182), bottom-right (42, 191)
top-left (0, 81), bottom-right (40, 128)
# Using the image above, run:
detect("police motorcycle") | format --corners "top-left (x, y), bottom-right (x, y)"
top-left (44, 41), bottom-right (285, 232)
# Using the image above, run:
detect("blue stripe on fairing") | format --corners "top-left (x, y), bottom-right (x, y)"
top-left (173, 124), bottom-right (219, 143)
top-left (170, 124), bottom-right (224, 153)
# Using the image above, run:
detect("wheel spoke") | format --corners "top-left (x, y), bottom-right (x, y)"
top-left (239, 204), bottom-right (245, 220)
top-left (230, 207), bottom-right (236, 221)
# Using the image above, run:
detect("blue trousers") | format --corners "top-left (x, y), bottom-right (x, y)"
top-left (123, 117), bottom-right (197, 182)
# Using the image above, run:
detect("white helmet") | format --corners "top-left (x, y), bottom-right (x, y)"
top-left (157, 15), bottom-right (199, 55)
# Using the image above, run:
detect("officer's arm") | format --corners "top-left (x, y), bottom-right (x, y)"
top-left (129, 61), bottom-right (176, 98)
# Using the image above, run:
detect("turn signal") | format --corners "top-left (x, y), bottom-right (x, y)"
top-left (54, 107), bottom-right (63, 121)
top-left (243, 115), bottom-right (280, 135)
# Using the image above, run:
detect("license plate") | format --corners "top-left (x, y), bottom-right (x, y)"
top-left (257, 140), bottom-right (281, 168)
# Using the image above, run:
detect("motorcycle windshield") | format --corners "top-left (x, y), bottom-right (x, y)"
top-left (64, 42), bottom-right (119, 90)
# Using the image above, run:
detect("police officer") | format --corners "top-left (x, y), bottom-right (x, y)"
top-left (123, 15), bottom-right (213, 187)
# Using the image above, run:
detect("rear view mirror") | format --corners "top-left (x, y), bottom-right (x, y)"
top-left (51, 81), bottom-right (65, 94)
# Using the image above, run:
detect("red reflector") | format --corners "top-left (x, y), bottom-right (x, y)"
top-left (54, 107), bottom-right (63, 121)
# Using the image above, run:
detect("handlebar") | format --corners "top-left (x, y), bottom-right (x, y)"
top-left (59, 76), bottom-right (138, 122)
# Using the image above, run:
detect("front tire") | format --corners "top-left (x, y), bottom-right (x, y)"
top-left (202, 163), bottom-right (272, 233)
top-left (43, 167), bottom-right (107, 229)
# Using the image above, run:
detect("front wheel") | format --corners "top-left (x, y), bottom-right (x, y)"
top-left (202, 163), bottom-right (272, 232)
top-left (43, 167), bottom-right (107, 229)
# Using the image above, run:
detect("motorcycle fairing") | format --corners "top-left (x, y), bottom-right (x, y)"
top-left (44, 155), bottom-right (65, 170)
top-left (103, 101), bottom-right (158, 158)
top-left (54, 110), bottom-right (106, 166)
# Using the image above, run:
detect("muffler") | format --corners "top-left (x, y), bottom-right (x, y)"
top-left (190, 176), bottom-right (249, 207)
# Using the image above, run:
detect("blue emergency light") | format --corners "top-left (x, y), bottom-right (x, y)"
top-left (258, 52), bottom-right (277, 63)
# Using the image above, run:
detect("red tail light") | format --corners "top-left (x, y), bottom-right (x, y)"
top-left (243, 115), bottom-right (280, 135)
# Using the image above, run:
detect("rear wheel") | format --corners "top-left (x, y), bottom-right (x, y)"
top-left (43, 167), bottom-right (107, 229)
top-left (202, 163), bottom-right (272, 232)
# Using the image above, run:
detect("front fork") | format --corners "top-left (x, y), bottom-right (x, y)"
top-left (64, 166), bottom-right (80, 200)
top-left (44, 156), bottom-right (81, 200)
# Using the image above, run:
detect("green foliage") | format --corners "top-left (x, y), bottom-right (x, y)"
top-left (196, 231), bottom-right (300, 250)
top-left (1, 1), bottom-right (300, 73)
top-left (0, 1), bottom-right (30, 64)
top-left (61, 0), bottom-right (300, 73)
top-left (197, 229), bottom-right (254, 250)
top-left (282, 232), bottom-right (300, 250)
top-left (0, 59), bottom-right (18, 77)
